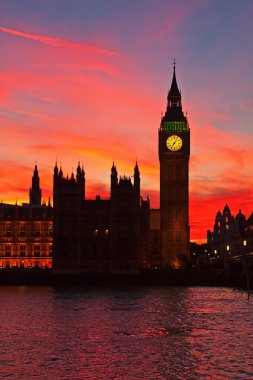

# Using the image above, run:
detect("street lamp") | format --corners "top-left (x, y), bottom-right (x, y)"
top-left (243, 240), bottom-right (247, 255)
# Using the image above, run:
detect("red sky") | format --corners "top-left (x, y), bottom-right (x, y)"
top-left (0, 0), bottom-right (253, 242)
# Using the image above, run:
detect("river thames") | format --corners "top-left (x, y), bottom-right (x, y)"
top-left (0, 286), bottom-right (252, 379)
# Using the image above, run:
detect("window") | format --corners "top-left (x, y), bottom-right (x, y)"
top-left (5, 224), bottom-right (11, 237)
top-left (20, 224), bottom-right (26, 237)
top-left (34, 224), bottom-right (41, 237)
top-left (226, 225), bottom-right (229, 230)
top-left (5, 245), bottom-right (11, 256)
top-left (48, 224), bottom-right (53, 237)
top-left (34, 245), bottom-right (40, 257)
top-left (94, 229), bottom-right (98, 237)
top-left (20, 245), bottom-right (26, 256)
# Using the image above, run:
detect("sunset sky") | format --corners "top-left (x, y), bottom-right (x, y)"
top-left (0, 0), bottom-right (253, 242)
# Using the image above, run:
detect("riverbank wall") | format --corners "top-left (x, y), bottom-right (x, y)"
top-left (0, 268), bottom-right (250, 289)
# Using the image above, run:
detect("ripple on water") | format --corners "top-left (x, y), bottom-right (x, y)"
top-left (0, 286), bottom-right (252, 379)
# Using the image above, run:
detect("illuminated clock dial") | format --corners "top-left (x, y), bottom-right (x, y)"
top-left (166, 135), bottom-right (182, 151)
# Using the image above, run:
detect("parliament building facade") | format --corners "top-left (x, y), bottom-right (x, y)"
top-left (0, 67), bottom-right (191, 272)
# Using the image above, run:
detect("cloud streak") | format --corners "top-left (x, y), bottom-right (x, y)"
top-left (0, 26), bottom-right (118, 56)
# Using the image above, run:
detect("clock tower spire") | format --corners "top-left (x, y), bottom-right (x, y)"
top-left (159, 62), bottom-right (190, 268)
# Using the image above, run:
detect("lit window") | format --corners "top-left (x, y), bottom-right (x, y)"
top-left (94, 229), bottom-right (98, 237)
top-left (243, 240), bottom-right (247, 246)
top-left (226, 225), bottom-right (229, 230)
top-left (226, 245), bottom-right (230, 251)
top-left (105, 229), bottom-right (109, 236)
top-left (49, 225), bottom-right (53, 237)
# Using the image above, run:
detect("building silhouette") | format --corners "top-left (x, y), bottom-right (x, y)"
top-left (53, 161), bottom-right (150, 273)
top-left (207, 204), bottom-right (246, 258)
top-left (0, 166), bottom-right (53, 269)
top-left (0, 65), bottom-right (192, 272)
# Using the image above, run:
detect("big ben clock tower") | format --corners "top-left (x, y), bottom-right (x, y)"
top-left (159, 61), bottom-right (190, 268)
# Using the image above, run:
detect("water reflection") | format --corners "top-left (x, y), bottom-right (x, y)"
top-left (0, 286), bottom-right (252, 379)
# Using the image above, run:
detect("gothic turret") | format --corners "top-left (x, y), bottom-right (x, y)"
top-left (134, 161), bottom-right (140, 197)
top-left (110, 161), bottom-right (118, 195)
top-left (29, 164), bottom-right (42, 205)
top-left (76, 162), bottom-right (85, 199)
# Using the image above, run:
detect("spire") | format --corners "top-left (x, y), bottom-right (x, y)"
top-left (168, 59), bottom-right (181, 100)
top-left (134, 160), bottom-right (140, 175)
top-left (110, 161), bottom-right (118, 195)
top-left (77, 161), bottom-right (81, 174)
top-left (161, 59), bottom-right (187, 123)
top-left (111, 161), bottom-right (118, 176)
top-left (54, 161), bottom-right (58, 175)
top-left (29, 163), bottom-right (42, 205)
top-left (167, 59), bottom-right (181, 107)
top-left (134, 161), bottom-right (140, 196)
top-left (59, 165), bottom-right (63, 178)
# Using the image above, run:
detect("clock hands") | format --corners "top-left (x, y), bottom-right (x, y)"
top-left (166, 135), bottom-right (182, 151)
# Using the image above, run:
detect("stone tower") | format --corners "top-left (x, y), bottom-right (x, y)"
top-left (159, 62), bottom-right (190, 268)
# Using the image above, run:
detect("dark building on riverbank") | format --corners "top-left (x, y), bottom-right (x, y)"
top-left (207, 204), bottom-right (248, 259)
top-left (53, 161), bottom-right (150, 273)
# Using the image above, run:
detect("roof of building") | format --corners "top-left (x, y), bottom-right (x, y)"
top-left (0, 203), bottom-right (53, 220)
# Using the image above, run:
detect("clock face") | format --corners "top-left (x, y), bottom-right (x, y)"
top-left (166, 135), bottom-right (182, 151)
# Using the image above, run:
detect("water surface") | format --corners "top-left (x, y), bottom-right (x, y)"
top-left (0, 286), bottom-right (252, 379)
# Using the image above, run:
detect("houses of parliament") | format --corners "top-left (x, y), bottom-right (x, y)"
top-left (0, 66), bottom-right (191, 272)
